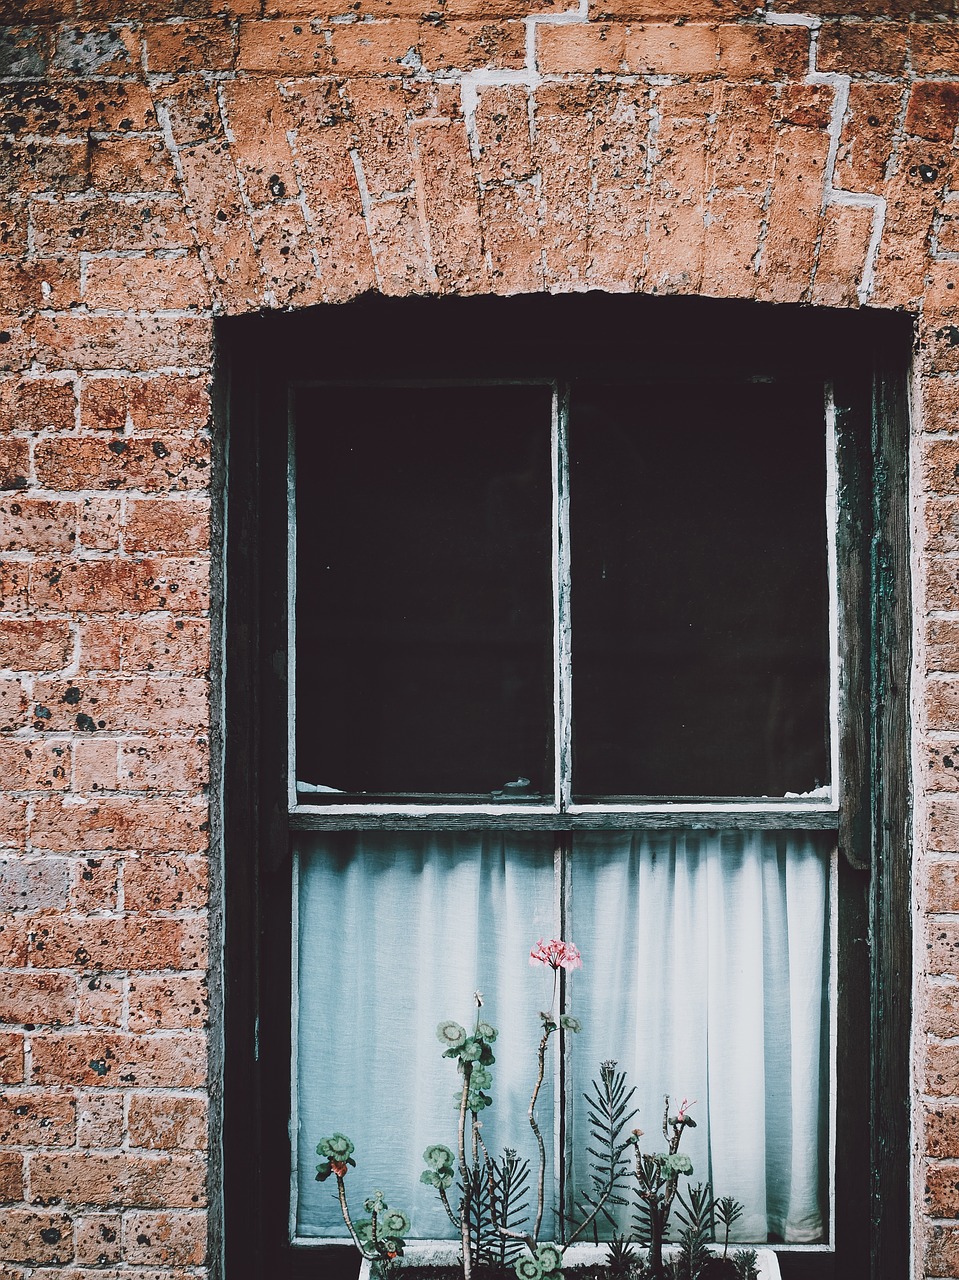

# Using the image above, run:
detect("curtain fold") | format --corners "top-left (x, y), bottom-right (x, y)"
top-left (294, 829), bottom-right (830, 1245)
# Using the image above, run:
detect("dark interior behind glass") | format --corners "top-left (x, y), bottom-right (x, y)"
top-left (295, 383), bottom-right (554, 799)
top-left (569, 378), bottom-right (829, 799)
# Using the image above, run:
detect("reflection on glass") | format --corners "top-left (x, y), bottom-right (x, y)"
top-left (295, 384), bottom-right (554, 799)
top-left (569, 380), bottom-right (829, 799)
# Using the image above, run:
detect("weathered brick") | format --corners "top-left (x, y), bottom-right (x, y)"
top-left (80, 375), bottom-right (210, 437)
top-left (70, 857), bottom-right (120, 914)
top-left (77, 497), bottom-right (122, 553)
top-left (928, 859), bottom-right (959, 913)
top-left (538, 22), bottom-right (718, 76)
top-left (89, 139), bottom-right (177, 194)
top-left (76, 971), bottom-right (123, 1028)
top-left (31, 1030), bottom-right (206, 1089)
top-left (129, 974), bottom-right (208, 1032)
top-left (73, 1213), bottom-right (121, 1265)
top-left (925, 1160), bottom-right (959, 1218)
top-left (927, 981), bottom-right (959, 1038)
top-left (123, 1209), bottom-right (206, 1265)
top-left (927, 1222), bottom-right (959, 1278)
top-left (925, 438), bottom-right (959, 493)
top-left (0, 796), bottom-right (27, 850)
top-left (0, 1032), bottom-right (24, 1084)
top-left (32, 677), bottom-right (209, 734)
top-left (237, 19), bottom-right (332, 73)
top-left (0, 138), bottom-right (90, 196)
top-left (124, 856), bottom-right (209, 912)
top-left (927, 678), bottom-right (959, 731)
top-left (330, 18), bottom-right (527, 74)
top-left (35, 437), bottom-right (211, 494)
top-left (0, 1091), bottom-right (75, 1147)
top-left (0, 621), bottom-right (73, 672)
top-left (931, 798), bottom-right (959, 853)
top-left (0, 438), bottom-right (30, 490)
top-left (0, 82), bottom-right (157, 137)
top-left (53, 25), bottom-right (141, 76)
top-left (928, 918), bottom-right (959, 977)
top-left (28, 915), bottom-right (207, 971)
top-left (0, 740), bottom-right (69, 790)
top-left (0, 858), bottom-right (68, 915)
top-left (0, 500), bottom-right (76, 554)
top-left (128, 1093), bottom-right (207, 1151)
top-left (30, 557), bottom-right (209, 615)
top-left (0, 1210), bottom-right (73, 1264)
top-left (83, 255), bottom-right (211, 312)
top-left (75, 1090), bottom-right (123, 1148)
top-left (76, 621), bottom-right (122, 674)
top-left (29, 314), bottom-right (213, 374)
top-left (834, 83), bottom-right (904, 197)
top-left (145, 19), bottom-right (235, 72)
top-left (31, 198), bottom-right (191, 255)
top-left (29, 1150), bottom-right (206, 1209)
top-left (817, 19), bottom-right (907, 75)
top-left (929, 620), bottom-right (959, 669)
top-left (0, 969), bottom-right (74, 1025)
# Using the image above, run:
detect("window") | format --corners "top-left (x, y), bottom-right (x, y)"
top-left (222, 294), bottom-right (912, 1280)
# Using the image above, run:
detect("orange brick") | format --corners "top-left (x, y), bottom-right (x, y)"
top-left (29, 314), bottom-right (213, 374)
top-left (0, 1091), bottom-right (75, 1147)
top-left (83, 255), bottom-right (210, 312)
top-left (0, 970), bottom-right (74, 1024)
top-left (0, 439), bottom-right (29, 490)
top-left (0, 1033), bottom-right (24, 1084)
top-left (30, 796), bottom-right (209, 855)
top-left (717, 22), bottom-right (808, 79)
top-left (906, 81), bottom-right (959, 143)
top-left (218, 80), bottom-right (299, 209)
top-left (0, 378), bottom-right (75, 433)
top-left (811, 202), bottom-right (875, 309)
top-left (0, 740), bottom-right (69, 789)
top-left (237, 19), bottom-right (332, 72)
top-left (0, 137), bottom-right (90, 196)
top-left (29, 915), bottom-right (206, 972)
top-left (34, 437), bottom-right (211, 494)
top-left (118, 739), bottom-right (209, 790)
top-left (0, 501), bottom-right (75, 553)
top-left (0, 82), bottom-right (157, 136)
top-left (31, 1031), bottom-right (207, 1089)
top-left (70, 856), bottom-right (120, 914)
top-left (0, 621), bottom-right (73, 671)
top-left (0, 1210), bottom-right (73, 1265)
top-left (75, 1090), bottom-right (123, 1148)
top-left (31, 197), bottom-right (192, 255)
top-left (538, 21), bottom-right (719, 76)
top-left (123, 1209), bottom-right (207, 1266)
top-left (834, 83), bottom-right (904, 197)
top-left (121, 620), bottom-right (210, 677)
top-left (330, 18), bottom-right (526, 74)
top-left (817, 20), bottom-right (907, 75)
top-left (90, 138), bottom-right (177, 193)
top-left (31, 677), bottom-right (209, 734)
top-left (73, 1213), bottom-right (121, 1264)
top-left (124, 855), bottom-right (209, 913)
top-left (29, 557), bottom-right (209, 614)
top-left (29, 1151), bottom-right (206, 1209)
top-left (128, 973), bottom-right (208, 1031)
top-left (912, 22), bottom-right (959, 76)
top-left (81, 375), bottom-right (210, 437)
top-left (77, 971), bottom-right (123, 1027)
top-left (128, 1094), bottom-right (207, 1151)
top-left (145, 19), bottom-right (235, 72)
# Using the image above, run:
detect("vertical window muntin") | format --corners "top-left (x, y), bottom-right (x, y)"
top-left (287, 374), bottom-right (841, 1252)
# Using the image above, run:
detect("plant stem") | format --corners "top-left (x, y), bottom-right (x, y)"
top-left (439, 1186), bottom-right (459, 1230)
top-left (458, 1064), bottom-right (473, 1280)
top-left (529, 1024), bottom-right (552, 1242)
top-left (335, 1174), bottom-right (373, 1260)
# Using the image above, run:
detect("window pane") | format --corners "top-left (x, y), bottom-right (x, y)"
top-left (569, 379), bottom-right (829, 798)
top-left (295, 384), bottom-right (554, 799)
top-left (294, 832), bottom-right (557, 1239)
top-left (568, 829), bottom-right (831, 1244)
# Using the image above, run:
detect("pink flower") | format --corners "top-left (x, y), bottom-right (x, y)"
top-left (676, 1098), bottom-right (696, 1124)
top-left (529, 938), bottom-right (582, 970)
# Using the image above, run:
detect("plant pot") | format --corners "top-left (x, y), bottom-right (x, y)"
top-left (356, 1242), bottom-right (783, 1280)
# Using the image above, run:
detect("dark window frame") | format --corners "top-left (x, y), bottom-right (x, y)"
top-left (220, 293), bottom-right (913, 1280)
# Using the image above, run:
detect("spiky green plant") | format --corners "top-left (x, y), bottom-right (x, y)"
top-left (672, 1182), bottom-right (712, 1279)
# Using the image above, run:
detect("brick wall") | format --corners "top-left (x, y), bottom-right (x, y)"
top-left (1, 0), bottom-right (958, 1276)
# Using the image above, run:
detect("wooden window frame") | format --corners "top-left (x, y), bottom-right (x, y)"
top-left (219, 294), bottom-right (913, 1280)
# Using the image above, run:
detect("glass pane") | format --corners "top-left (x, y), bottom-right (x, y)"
top-left (568, 829), bottom-right (831, 1244)
top-left (295, 384), bottom-right (553, 800)
top-left (293, 831), bottom-right (557, 1239)
top-left (569, 379), bottom-right (829, 799)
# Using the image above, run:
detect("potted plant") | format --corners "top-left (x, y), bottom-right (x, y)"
top-left (316, 940), bottom-right (783, 1280)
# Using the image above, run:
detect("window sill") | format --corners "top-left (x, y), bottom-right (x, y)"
top-left (355, 1244), bottom-right (784, 1279)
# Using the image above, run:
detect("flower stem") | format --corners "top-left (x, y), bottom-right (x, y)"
top-left (529, 1024), bottom-right (552, 1242)
top-left (335, 1174), bottom-right (373, 1260)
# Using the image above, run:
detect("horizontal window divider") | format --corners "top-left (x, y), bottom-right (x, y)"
top-left (289, 808), bottom-right (841, 831)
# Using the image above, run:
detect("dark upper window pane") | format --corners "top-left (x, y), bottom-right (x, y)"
top-left (295, 383), bottom-right (554, 800)
top-left (569, 379), bottom-right (829, 800)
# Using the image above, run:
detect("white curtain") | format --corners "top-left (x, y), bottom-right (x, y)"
top-left (294, 830), bottom-right (830, 1245)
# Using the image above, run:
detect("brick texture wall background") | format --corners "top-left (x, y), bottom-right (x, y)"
top-left (0, 0), bottom-right (958, 1276)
